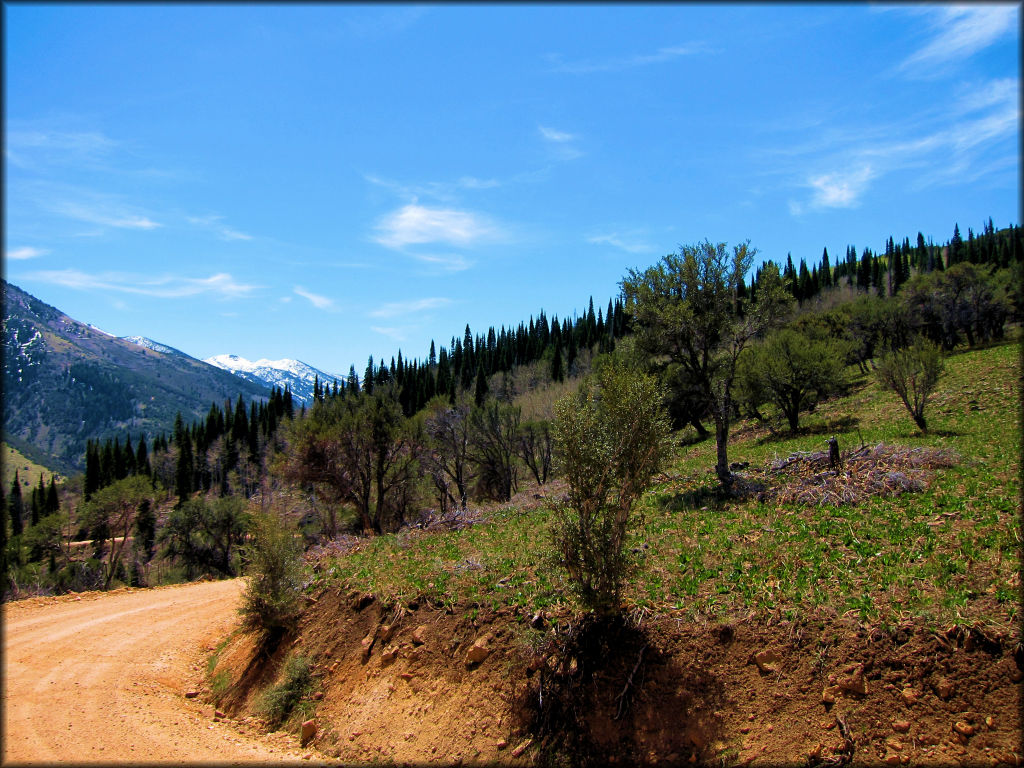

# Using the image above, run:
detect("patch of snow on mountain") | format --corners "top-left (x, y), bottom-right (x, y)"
top-left (122, 335), bottom-right (182, 355)
top-left (204, 354), bottom-right (343, 403)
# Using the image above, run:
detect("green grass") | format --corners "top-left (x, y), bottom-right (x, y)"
top-left (315, 337), bottom-right (1021, 633)
top-left (3, 443), bottom-right (64, 490)
top-left (255, 653), bottom-right (317, 729)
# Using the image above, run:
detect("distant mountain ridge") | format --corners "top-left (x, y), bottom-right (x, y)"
top-left (204, 354), bottom-right (344, 404)
top-left (120, 335), bottom-right (192, 357)
top-left (2, 281), bottom-right (271, 473)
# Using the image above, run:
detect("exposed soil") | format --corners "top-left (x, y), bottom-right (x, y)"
top-left (2, 579), bottom-right (316, 764)
top-left (5, 577), bottom-right (1020, 765)
top-left (211, 587), bottom-right (1024, 767)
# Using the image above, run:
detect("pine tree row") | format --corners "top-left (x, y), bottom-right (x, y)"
top-left (747, 218), bottom-right (1023, 307)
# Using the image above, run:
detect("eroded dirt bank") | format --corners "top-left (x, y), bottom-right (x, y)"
top-left (211, 587), bottom-right (1023, 766)
top-left (2, 580), bottom-right (315, 764)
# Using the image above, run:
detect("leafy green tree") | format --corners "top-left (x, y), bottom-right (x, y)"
top-left (24, 512), bottom-right (67, 570)
top-left (622, 240), bottom-right (792, 487)
top-left (83, 475), bottom-right (156, 589)
top-left (551, 360), bottom-right (670, 615)
top-left (876, 337), bottom-right (944, 433)
top-left (468, 399), bottom-right (521, 501)
top-left (160, 496), bottom-right (249, 577)
top-left (901, 262), bottom-right (1010, 350)
top-left (737, 328), bottom-right (849, 432)
top-left (516, 419), bottom-right (555, 486)
top-left (134, 497), bottom-right (157, 563)
top-left (422, 396), bottom-right (473, 513)
top-left (283, 387), bottom-right (420, 534)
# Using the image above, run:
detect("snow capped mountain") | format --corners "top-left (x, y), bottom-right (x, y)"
top-left (121, 335), bottom-right (189, 356)
top-left (204, 354), bottom-right (344, 404)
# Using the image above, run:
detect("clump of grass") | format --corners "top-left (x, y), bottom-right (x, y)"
top-left (256, 653), bottom-right (314, 729)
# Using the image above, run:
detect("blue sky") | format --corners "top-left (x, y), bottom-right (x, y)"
top-left (4, 3), bottom-right (1020, 377)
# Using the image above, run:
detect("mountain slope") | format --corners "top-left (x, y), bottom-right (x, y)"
top-left (2, 281), bottom-right (270, 474)
top-left (204, 354), bottom-right (343, 404)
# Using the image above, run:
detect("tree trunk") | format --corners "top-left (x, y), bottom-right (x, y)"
top-left (691, 417), bottom-right (709, 439)
top-left (714, 414), bottom-right (732, 487)
top-left (913, 413), bottom-right (928, 433)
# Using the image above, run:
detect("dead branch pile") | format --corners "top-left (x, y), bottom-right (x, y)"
top-left (755, 442), bottom-right (959, 507)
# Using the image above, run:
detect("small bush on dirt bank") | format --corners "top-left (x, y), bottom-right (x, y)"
top-left (239, 512), bottom-right (304, 638)
top-left (552, 360), bottom-right (670, 615)
top-left (255, 653), bottom-right (314, 729)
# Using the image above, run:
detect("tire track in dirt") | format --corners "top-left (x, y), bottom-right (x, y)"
top-left (2, 579), bottom-right (313, 764)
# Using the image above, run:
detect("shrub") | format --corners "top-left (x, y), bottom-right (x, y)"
top-left (551, 360), bottom-right (671, 615)
top-left (238, 513), bottom-right (304, 637)
top-left (875, 336), bottom-right (945, 433)
top-left (737, 328), bottom-right (849, 431)
top-left (255, 653), bottom-right (313, 728)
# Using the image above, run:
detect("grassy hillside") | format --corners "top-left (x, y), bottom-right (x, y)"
top-left (309, 336), bottom-right (1021, 634)
top-left (2, 443), bottom-right (65, 491)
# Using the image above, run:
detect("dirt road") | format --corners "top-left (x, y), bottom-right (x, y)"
top-left (3, 579), bottom-right (313, 764)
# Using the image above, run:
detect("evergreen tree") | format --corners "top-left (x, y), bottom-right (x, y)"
top-left (123, 434), bottom-right (136, 477)
top-left (798, 258), bottom-right (812, 302)
top-left (8, 473), bottom-right (24, 538)
top-left (46, 477), bottom-right (60, 515)
top-left (949, 223), bottom-right (963, 267)
top-left (175, 432), bottom-right (194, 506)
top-left (31, 475), bottom-right (45, 526)
top-left (567, 328), bottom-right (578, 374)
top-left (136, 437), bottom-right (151, 477)
top-left (784, 253), bottom-right (797, 296)
top-left (857, 248), bottom-right (872, 290)
top-left (821, 247), bottom-right (832, 288)
top-left (551, 336), bottom-right (565, 383)
top-left (85, 440), bottom-right (100, 500)
top-left (474, 365), bottom-right (489, 407)
top-left (364, 356), bottom-right (375, 394)
top-left (232, 396), bottom-right (249, 444)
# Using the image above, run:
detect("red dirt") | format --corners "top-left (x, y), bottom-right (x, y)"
top-left (211, 588), bottom-right (1024, 767)
top-left (2, 579), bottom-right (316, 764)
top-left (6, 578), bottom-right (1020, 765)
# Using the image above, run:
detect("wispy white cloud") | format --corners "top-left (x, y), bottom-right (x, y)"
top-left (373, 204), bottom-right (500, 249)
top-left (898, 5), bottom-right (1018, 76)
top-left (5, 128), bottom-right (118, 170)
top-left (364, 173), bottom-right (501, 203)
top-left (48, 198), bottom-right (161, 230)
top-left (294, 286), bottom-right (335, 310)
top-left (780, 75), bottom-right (1018, 216)
top-left (187, 214), bottom-right (254, 241)
top-left (25, 269), bottom-right (257, 299)
top-left (806, 165), bottom-right (876, 209)
top-left (411, 253), bottom-right (474, 272)
top-left (370, 297), bottom-right (451, 319)
top-left (6, 246), bottom-right (49, 261)
top-left (546, 44), bottom-right (711, 74)
top-left (586, 233), bottom-right (655, 254)
top-left (371, 326), bottom-right (408, 342)
top-left (538, 126), bottom-right (576, 143)
top-left (538, 125), bottom-right (583, 160)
